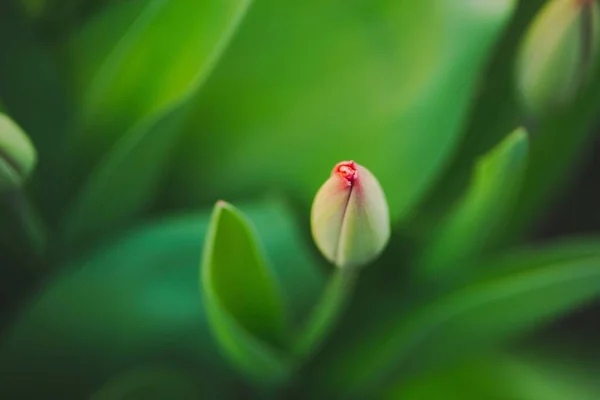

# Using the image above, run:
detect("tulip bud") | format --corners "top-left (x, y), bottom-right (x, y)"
top-left (0, 113), bottom-right (37, 191)
top-left (310, 160), bottom-right (390, 269)
top-left (516, 0), bottom-right (600, 118)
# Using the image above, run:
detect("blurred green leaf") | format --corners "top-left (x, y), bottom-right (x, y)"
top-left (172, 0), bottom-right (516, 223)
top-left (0, 2), bottom-right (71, 224)
top-left (426, 1), bottom-right (600, 246)
top-left (0, 112), bottom-right (46, 260)
top-left (61, 0), bottom-right (252, 246)
top-left (89, 365), bottom-right (200, 400)
top-left (0, 211), bottom-right (229, 399)
top-left (19, 0), bottom-right (116, 35)
top-left (384, 349), bottom-right (600, 400)
top-left (238, 198), bottom-right (326, 327)
top-left (55, 0), bottom-right (150, 84)
top-left (313, 239), bottom-right (600, 396)
top-left (405, 1), bottom-right (541, 237)
top-left (383, 354), bottom-right (519, 400)
top-left (66, 0), bottom-right (251, 157)
top-left (505, 59), bottom-right (600, 243)
top-left (62, 105), bottom-right (188, 247)
top-left (201, 201), bottom-right (292, 384)
top-left (417, 128), bottom-right (528, 276)
top-left (0, 197), bottom-right (322, 398)
top-left (496, 352), bottom-right (600, 400)
top-left (0, 113), bottom-right (38, 190)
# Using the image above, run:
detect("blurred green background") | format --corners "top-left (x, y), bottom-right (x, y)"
top-left (1, 0), bottom-right (600, 398)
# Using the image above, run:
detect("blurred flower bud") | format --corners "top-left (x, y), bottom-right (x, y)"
top-left (311, 160), bottom-right (390, 269)
top-left (516, 0), bottom-right (600, 118)
top-left (0, 113), bottom-right (37, 191)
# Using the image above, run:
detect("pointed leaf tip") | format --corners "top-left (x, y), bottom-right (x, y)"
top-left (311, 160), bottom-right (390, 269)
top-left (201, 200), bottom-right (291, 382)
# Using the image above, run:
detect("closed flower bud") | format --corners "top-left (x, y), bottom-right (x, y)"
top-left (0, 113), bottom-right (37, 190)
top-left (310, 160), bottom-right (390, 269)
top-left (516, 0), bottom-right (600, 118)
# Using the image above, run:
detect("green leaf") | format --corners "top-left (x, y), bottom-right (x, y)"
top-left (383, 354), bottom-right (520, 400)
top-left (63, 0), bottom-right (149, 99)
top-left (172, 0), bottom-right (516, 223)
top-left (236, 199), bottom-right (326, 327)
top-left (89, 365), bottom-right (200, 400)
top-left (417, 128), bottom-right (529, 276)
top-left (0, 198), bottom-right (322, 398)
top-left (0, 3), bottom-right (72, 224)
top-left (497, 353), bottom-right (600, 400)
top-left (312, 239), bottom-right (600, 396)
top-left (66, 0), bottom-right (251, 157)
top-left (384, 350), bottom-right (600, 400)
top-left (404, 1), bottom-right (541, 241)
top-left (0, 113), bottom-right (38, 190)
top-left (0, 114), bottom-right (46, 260)
top-left (504, 59), bottom-right (600, 243)
top-left (430, 2), bottom-right (600, 246)
top-left (0, 212), bottom-right (228, 399)
top-left (201, 201), bottom-right (291, 383)
top-left (62, 105), bottom-right (188, 246)
top-left (61, 0), bottom-right (252, 245)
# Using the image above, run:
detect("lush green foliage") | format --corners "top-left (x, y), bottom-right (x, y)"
top-left (1, 0), bottom-right (600, 398)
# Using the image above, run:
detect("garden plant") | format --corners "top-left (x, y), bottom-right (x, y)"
top-left (1, 0), bottom-right (600, 398)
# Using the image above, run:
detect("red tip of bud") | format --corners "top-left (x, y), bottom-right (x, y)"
top-left (333, 160), bottom-right (358, 185)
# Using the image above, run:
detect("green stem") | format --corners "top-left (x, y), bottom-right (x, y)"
top-left (2, 189), bottom-right (47, 260)
top-left (293, 268), bottom-right (358, 361)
